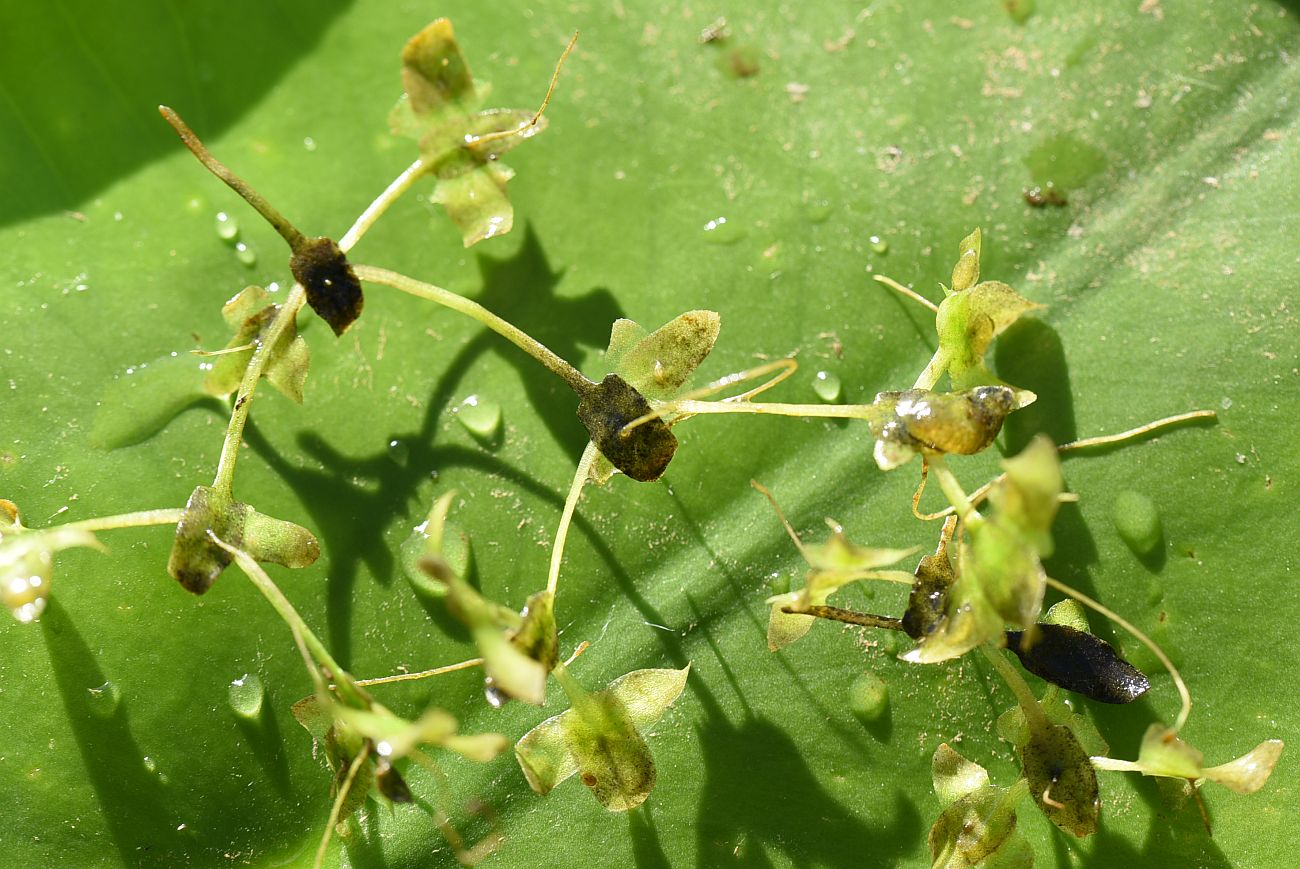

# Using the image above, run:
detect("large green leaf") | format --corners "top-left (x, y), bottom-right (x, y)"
top-left (1, 2), bottom-right (1296, 867)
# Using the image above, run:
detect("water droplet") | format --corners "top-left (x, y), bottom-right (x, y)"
top-left (387, 439), bottom-right (410, 467)
top-left (228, 673), bottom-right (265, 720)
top-left (456, 394), bottom-right (502, 439)
top-left (1111, 490), bottom-right (1162, 556)
top-left (3, 551), bottom-right (51, 623)
top-left (303, 136), bottom-right (317, 152)
top-left (702, 216), bottom-right (745, 245)
top-left (86, 680), bottom-right (121, 718)
top-left (214, 212), bottom-right (240, 243)
top-left (803, 197), bottom-right (832, 224)
top-left (484, 682), bottom-right (507, 708)
top-left (1003, 0), bottom-right (1036, 23)
top-left (869, 235), bottom-right (889, 254)
top-left (142, 755), bottom-right (169, 784)
top-left (767, 571), bottom-right (790, 596)
top-left (234, 242), bottom-right (256, 268)
top-left (812, 370), bottom-right (842, 403)
top-left (848, 672), bottom-right (889, 722)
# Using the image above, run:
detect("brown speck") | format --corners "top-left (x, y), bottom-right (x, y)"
top-left (1024, 183), bottom-right (1068, 207)
top-left (581, 772), bottom-right (598, 787)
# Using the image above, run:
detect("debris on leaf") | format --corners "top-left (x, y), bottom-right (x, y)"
top-left (869, 386), bottom-right (1036, 471)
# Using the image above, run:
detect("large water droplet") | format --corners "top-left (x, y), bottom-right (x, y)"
top-left (387, 438), bottom-right (410, 467)
top-left (869, 235), bottom-right (889, 254)
top-left (848, 672), bottom-right (889, 722)
top-left (3, 550), bottom-right (51, 623)
top-left (87, 680), bottom-right (121, 718)
top-left (812, 370), bottom-right (842, 403)
top-left (228, 673), bottom-right (265, 720)
top-left (1111, 490), bottom-right (1162, 556)
top-left (456, 394), bottom-right (502, 439)
top-left (215, 211), bottom-right (240, 243)
top-left (702, 216), bottom-right (745, 245)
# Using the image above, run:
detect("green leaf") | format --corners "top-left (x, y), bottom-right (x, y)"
top-left (515, 665), bottom-right (688, 810)
top-left (4, 3), bottom-right (1299, 867)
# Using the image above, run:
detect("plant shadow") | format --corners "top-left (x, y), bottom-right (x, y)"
top-left (243, 223), bottom-right (620, 666)
top-left (0, 0), bottom-right (354, 227)
top-left (39, 600), bottom-right (186, 867)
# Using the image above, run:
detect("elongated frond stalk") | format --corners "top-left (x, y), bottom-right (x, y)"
top-left (911, 347), bottom-right (949, 391)
top-left (1058, 410), bottom-right (1217, 453)
top-left (354, 657), bottom-right (483, 688)
top-left (980, 644), bottom-right (1051, 733)
top-left (673, 357), bottom-right (798, 405)
top-left (210, 532), bottom-right (366, 708)
top-left (212, 285), bottom-right (308, 492)
top-left (1045, 576), bottom-right (1191, 732)
top-left (59, 508), bottom-right (186, 534)
top-left (872, 273), bottom-right (940, 313)
top-left (159, 106), bottom-right (306, 249)
top-left (750, 480), bottom-right (809, 560)
top-left (315, 741), bottom-right (371, 869)
top-left (338, 157), bottom-right (428, 253)
top-left (664, 398), bottom-right (881, 421)
top-left (353, 265), bottom-right (593, 394)
top-left (547, 441), bottom-right (598, 596)
top-left (928, 457), bottom-right (980, 522)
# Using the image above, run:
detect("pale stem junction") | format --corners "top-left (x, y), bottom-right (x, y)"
top-left (546, 441), bottom-right (599, 596)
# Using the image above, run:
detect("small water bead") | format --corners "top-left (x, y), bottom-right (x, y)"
top-left (702, 216), bottom-right (745, 245)
top-left (812, 370), bottom-right (842, 403)
top-left (848, 672), bottom-right (889, 722)
top-left (3, 551), bottom-right (51, 623)
top-left (387, 438), bottom-right (410, 468)
top-left (1111, 490), bottom-right (1162, 556)
top-left (303, 136), bottom-right (317, 152)
top-left (214, 211), bottom-right (239, 243)
top-left (234, 242), bottom-right (256, 268)
top-left (228, 673), bottom-right (265, 720)
top-left (803, 197), bottom-right (832, 224)
top-left (456, 394), bottom-right (502, 439)
top-left (87, 680), bottom-right (121, 718)
top-left (869, 235), bottom-right (889, 254)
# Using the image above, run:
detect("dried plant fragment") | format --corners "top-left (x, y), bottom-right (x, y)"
top-left (576, 374), bottom-right (678, 483)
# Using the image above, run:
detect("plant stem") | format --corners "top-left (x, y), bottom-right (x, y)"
top-left (546, 441), bottom-right (597, 596)
top-left (979, 643), bottom-right (1051, 733)
top-left (315, 741), bottom-right (371, 869)
top-left (792, 604), bottom-right (904, 632)
top-left (1058, 410), bottom-right (1217, 452)
top-left (338, 158), bottom-right (428, 253)
top-left (667, 398), bottom-right (882, 420)
top-left (353, 264), bottom-right (593, 394)
top-left (872, 274), bottom-right (940, 313)
top-left (211, 285), bottom-right (307, 493)
top-left (354, 657), bottom-right (483, 687)
top-left (928, 457), bottom-right (980, 522)
top-left (158, 106), bottom-right (306, 250)
top-left (912, 347), bottom-right (948, 390)
top-left (1044, 575), bottom-right (1191, 732)
top-left (214, 534), bottom-right (366, 707)
top-left (59, 508), bottom-right (186, 534)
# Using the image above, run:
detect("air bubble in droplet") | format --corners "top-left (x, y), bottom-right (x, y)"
top-left (215, 212), bottom-right (239, 243)
top-left (87, 680), bottom-right (121, 718)
top-left (456, 394), bottom-right (502, 439)
top-left (228, 673), bottom-right (265, 720)
top-left (812, 370), bottom-right (842, 402)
